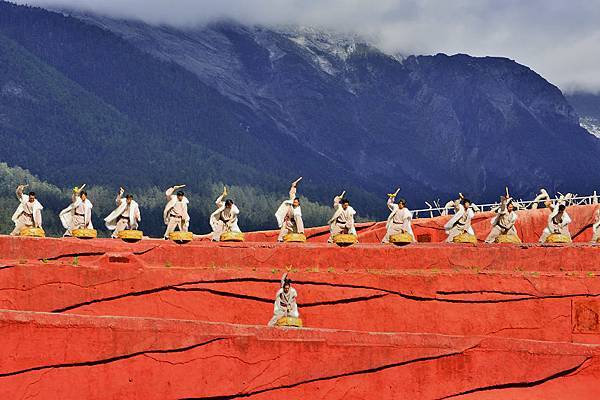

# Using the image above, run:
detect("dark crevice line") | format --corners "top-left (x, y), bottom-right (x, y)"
top-left (302, 293), bottom-right (389, 307)
top-left (41, 252), bottom-right (105, 262)
top-left (172, 287), bottom-right (273, 304)
top-left (52, 278), bottom-right (279, 313)
top-left (436, 290), bottom-right (536, 297)
top-left (179, 346), bottom-right (474, 399)
top-left (0, 338), bottom-right (225, 378)
top-left (293, 280), bottom-right (600, 304)
top-left (133, 245), bottom-right (160, 256)
top-left (0, 265), bottom-right (16, 271)
top-left (52, 277), bottom-right (600, 313)
top-left (437, 357), bottom-right (591, 399)
top-left (54, 284), bottom-right (388, 313)
top-left (175, 286), bottom-right (389, 307)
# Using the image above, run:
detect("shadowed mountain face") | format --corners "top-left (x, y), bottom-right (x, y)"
top-left (1, 1), bottom-right (599, 218)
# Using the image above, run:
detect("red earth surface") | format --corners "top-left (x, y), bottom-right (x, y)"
top-left (1, 204), bottom-right (599, 399)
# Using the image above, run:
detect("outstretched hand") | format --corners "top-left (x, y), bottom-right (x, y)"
top-left (222, 186), bottom-right (228, 197)
top-left (292, 177), bottom-right (303, 187)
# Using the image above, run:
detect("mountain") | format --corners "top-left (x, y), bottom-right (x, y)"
top-left (1, 0), bottom-right (599, 226)
top-left (72, 13), bottom-right (600, 199)
top-left (566, 93), bottom-right (600, 139)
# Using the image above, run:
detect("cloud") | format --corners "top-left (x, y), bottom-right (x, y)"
top-left (14, 0), bottom-right (600, 93)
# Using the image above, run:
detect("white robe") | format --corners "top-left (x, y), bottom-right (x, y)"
top-left (444, 205), bottom-right (475, 235)
top-left (60, 197), bottom-right (93, 230)
top-left (539, 204), bottom-right (571, 242)
top-left (275, 200), bottom-right (302, 228)
top-left (163, 188), bottom-right (190, 229)
top-left (210, 194), bottom-right (241, 233)
top-left (12, 195), bottom-right (43, 228)
top-left (104, 197), bottom-right (141, 231)
top-left (328, 199), bottom-right (357, 235)
top-left (268, 286), bottom-right (299, 326)
top-left (384, 199), bottom-right (414, 240)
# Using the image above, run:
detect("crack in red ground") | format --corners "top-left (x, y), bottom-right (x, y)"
top-left (49, 277), bottom-right (600, 314)
top-left (436, 290), bottom-right (536, 297)
top-left (437, 357), bottom-right (592, 399)
top-left (40, 252), bottom-right (105, 262)
top-left (179, 344), bottom-right (479, 399)
top-left (0, 338), bottom-right (225, 378)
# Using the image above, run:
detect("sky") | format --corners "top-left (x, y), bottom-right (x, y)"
top-left (14, 0), bottom-right (600, 93)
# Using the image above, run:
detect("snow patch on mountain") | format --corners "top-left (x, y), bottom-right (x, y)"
top-left (580, 117), bottom-right (600, 139)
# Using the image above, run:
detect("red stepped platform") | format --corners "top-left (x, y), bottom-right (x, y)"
top-left (1, 204), bottom-right (600, 398)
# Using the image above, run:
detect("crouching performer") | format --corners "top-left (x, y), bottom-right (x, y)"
top-left (539, 201), bottom-right (571, 243)
top-left (60, 185), bottom-right (93, 236)
top-left (268, 273), bottom-right (299, 327)
top-left (104, 187), bottom-right (141, 238)
top-left (327, 191), bottom-right (357, 243)
top-left (276, 177), bottom-right (305, 242)
top-left (163, 185), bottom-right (190, 239)
top-left (485, 195), bottom-right (519, 243)
top-left (444, 198), bottom-right (475, 242)
top-left (10, 184), bottom-right (43, 236)
top-left (382, 189), bottom-right (414, 243)
top-left (210, 187), bottom-right (241, 241)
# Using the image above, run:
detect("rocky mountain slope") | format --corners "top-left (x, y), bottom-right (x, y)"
top-left (1, 1), bottom-right (599, 220)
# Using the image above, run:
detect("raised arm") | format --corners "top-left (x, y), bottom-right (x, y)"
top-left (15, 184), bottom-right (26, 200)
top-left (387, 196), bottom-right (396, 212)
top-left (116, 187), bottom-right (125, 206)
top-left (165, 184), bottom-right (185, 200)
top-left (216, 186), bottom-right (227, 207)
top-left (333, 190), bottom-right (346, 208)
top-left (497, 196), bottom-right (508, 214)
top-left (72, 184), bottom-right (85, 203)
top-left (289, 177), bottom-right (302, 200)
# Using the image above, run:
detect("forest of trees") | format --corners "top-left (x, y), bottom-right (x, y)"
top-left (0, 163), bottom-right (342, 237)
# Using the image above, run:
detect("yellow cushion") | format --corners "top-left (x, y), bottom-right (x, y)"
top-left (453, 233), bottom-right (477, 244)
top-left (72, 229), bottom-right (97, 239)
top-left (276, 317), bottom-right (303, 327)
top-left (333, 233), bottom-right (358, 246)
top-left (20, 227), bottom-right (45, 238)
top-left (496, 234), bottom-right (521, 244)
top-left (169, 231), bottom-right (194, 242)
top-left (284, 233), bottom-right (306, 243)
top-left (546, 233), bottom-right (571, 244)
top-left (118, 230), bottom-right (143, 241)
top-left (220, 231), bottom-right (245, 242)
top-left (390, 233), bottom-right (414, 245)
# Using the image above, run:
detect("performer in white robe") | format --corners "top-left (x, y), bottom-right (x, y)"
top-left (591, 208), bottom-right (600, 243)
top-left (10, 185), bottom-right (43, 236)
top-left (275, 178), bottom-right (305, 241)
top-left (104, 187), bottom-right (141, 238)
top-left (163, 185), bottom-right (190, 239)
top-left (268, 273), bottom-right (299, 326)
top-left (210, 187), bottom-right (241, 241)
top-left (327, 191), bottom-right (357, 243)
top-left (59, 185), bottom-right (93, 237)
top-left (382, 192), bottom-right (415, 243)
top-left (444, 198), bottom-right (475, 242)
top-left (539, 202), bottom-right (571, 243)
top-left (485, 196), bottom-right (519, 243)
